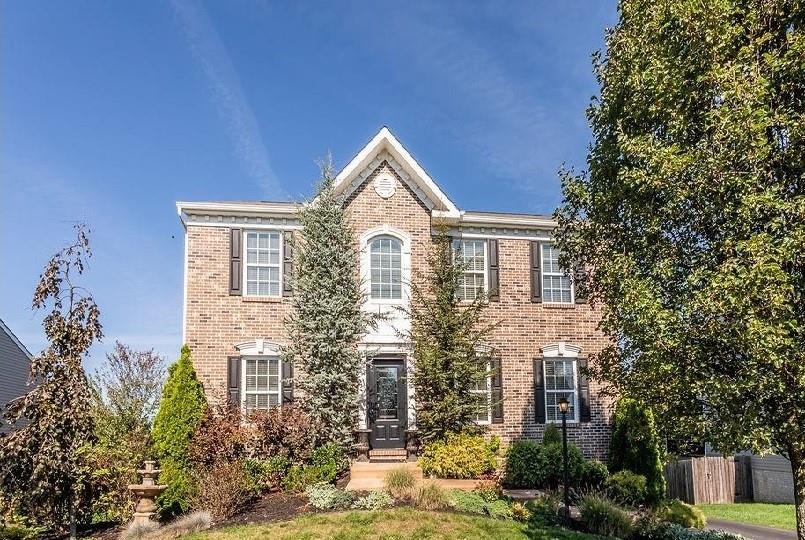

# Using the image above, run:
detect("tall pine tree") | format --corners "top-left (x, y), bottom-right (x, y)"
top-left (283, 156), bottom-right (373, 449)
top-left (403, 228), bottom-right (498, 442)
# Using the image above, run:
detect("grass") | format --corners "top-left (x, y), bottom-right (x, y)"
top-left (183, 507), bottom-right (601, 540)
top-left (696, 503), bottom-right (796, 531)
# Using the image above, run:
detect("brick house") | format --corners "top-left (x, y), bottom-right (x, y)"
top-left (178, 127), bottom-right (613, 460)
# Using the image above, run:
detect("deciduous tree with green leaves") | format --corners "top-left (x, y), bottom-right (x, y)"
top-left (283, 155), bottom-right (374, 449)
top-left (0, 225), bottom-right (101, 538)
top-left (555, 1), bottom-right (804, 536)
top-left (403, 228), bottom-right (498, 442)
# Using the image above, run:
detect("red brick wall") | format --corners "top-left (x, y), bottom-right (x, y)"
top-left (184, 160), bottom-right (613, 459)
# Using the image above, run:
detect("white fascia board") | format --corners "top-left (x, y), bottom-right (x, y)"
top-left (333, 127), bottom-right (460, 215)
top-left (458, 211), bottom-right (557, 229)
top-left (176, 201), bottom-right (300, 222)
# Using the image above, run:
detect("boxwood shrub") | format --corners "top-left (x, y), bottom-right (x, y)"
top-left (502, 440), bottom-right (585, 489)
top-left (419, 433), bottom-right (497, 479)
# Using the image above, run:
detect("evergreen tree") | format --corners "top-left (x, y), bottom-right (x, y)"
top-left (0, 225), bottom-right (101, 538)
top-left (283, 155), bottom-right (373, 449)
top-left (152, 345), bottom-right (206, 516)
top-left (404, 227), bottom-right (498, 442)
top-left (608, 398), bottom-right (665, 506)
top-left (555, 1), bottom-right (805, 535)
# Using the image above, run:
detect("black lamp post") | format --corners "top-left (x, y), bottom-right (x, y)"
top-left (558, 396), bottom-right (571, 521)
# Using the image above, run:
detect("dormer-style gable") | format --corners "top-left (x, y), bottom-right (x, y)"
top-left (332, 127), bottom-right (461, 219)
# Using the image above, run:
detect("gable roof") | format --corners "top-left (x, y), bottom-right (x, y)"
top-left (0, 318), bottom-right (32, 360)
top-left (333, 126), bottom-right (461, 218)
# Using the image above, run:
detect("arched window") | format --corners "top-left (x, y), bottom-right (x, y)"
top-left (369, 236), bottom-right (402, 299)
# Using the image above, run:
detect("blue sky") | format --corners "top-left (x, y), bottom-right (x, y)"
top-left (1, 1), bottom-right (617, 371)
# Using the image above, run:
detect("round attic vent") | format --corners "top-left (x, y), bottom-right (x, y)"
top-left (373, 172), bottom-right (396, 199)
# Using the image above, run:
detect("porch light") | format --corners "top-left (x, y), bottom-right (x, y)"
top-left (558, 397), bottom-right (570, 414)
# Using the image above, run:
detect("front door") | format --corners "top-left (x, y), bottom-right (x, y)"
top-left (367, 358), bottom-right (407, 449)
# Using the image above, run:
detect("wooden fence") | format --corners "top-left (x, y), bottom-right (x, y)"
top-left (664, 456), bottom-right (753, 504)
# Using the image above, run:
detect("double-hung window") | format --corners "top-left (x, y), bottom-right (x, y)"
top-left (544, 358), bottom-right (578, 422)
top-left (245, 231), bottom-right (281, 297)
top-left (243, 357), bottom-right (281, 411)
top-left (471, 361), bottom-right (492, 424)
top-left (369, 236), bottom-right (402, 300)
top-left (453, 239), bottom-right (486, 301)
top-left (541, 244), bottom-right (573, 303)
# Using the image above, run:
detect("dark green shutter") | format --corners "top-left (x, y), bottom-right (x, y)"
top-left (530, 241), bottom-right (542, 303)
top-left (578, 358), bottom-right (591, 422)
top-left (574, 266), bottom-right (588, 304)
top-left (229, 228), bottom-right (242, 296)
top-left (227, 356), bottom-right (241, 407)
top-left (281, 360), bottom-right (294, 404)
top-left (282, 231), bottom-right (294, 296)
top-left (534, 358), bottom-right (546, 423)
top-left (490, 356), bottom-right (503, 423)
top-left (487, 239), bottom-right (500, 302)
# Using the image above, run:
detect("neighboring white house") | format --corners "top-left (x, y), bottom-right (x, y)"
top-left (0, 318), bottom-right (32, 433)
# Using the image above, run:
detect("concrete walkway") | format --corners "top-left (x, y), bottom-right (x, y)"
top-left (346, 461), bottom-right (478, 492)
top-left (707, 518), bottom-right (796, 540)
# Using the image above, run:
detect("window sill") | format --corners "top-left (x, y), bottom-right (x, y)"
top-left (542, 302), bottom-right (576, 309)
top-left (242, 295), bottom-right (284, 303)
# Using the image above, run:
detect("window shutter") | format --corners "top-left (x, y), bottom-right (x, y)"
top-left (282, 231), bottom-right (294, 297)
top-left (533, 358), bottom-right (546, 423)
top-left (229, 228), bottom-right (242, 296)
top-left (487, 239), bottom-right (500, 302)
top-left (574, 266), bottom-right (588, 304)
top-left (281, 359), bottom-right (294, 404)
top-left (530, 241), bottom-right (542, 303)
top-left (578, 358), bottom-right (591, 422)
top-left (490, 356), bottom-right (504, 423)
top-left (227, 356), bottom-right (241, 407)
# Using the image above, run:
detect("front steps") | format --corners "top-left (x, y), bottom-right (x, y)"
top-left (368, 448), bottom-right (408, 462)
top-left (347, 460), bottom-right (422, 491)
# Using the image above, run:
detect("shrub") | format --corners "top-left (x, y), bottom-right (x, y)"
top-left (244, 456), bottom-right (290, 495)
top-left (191, 459), bottom-right (250, 520)
top-left (419, 433), bottom-right (497, 479)
top-left (605, 470), bottom-right (648, 506)
top-left (158, 511), bottom-right (212, 539)
top-left (384, 467), bottom-right (417, 500)
top-left (189, 404), bottom-right (248, 470)
top-left (502, 440), bottom-right (541, 488)
top-left (581, 459), bottom-right (609, 489)
top-left (309, 442), bottom-right (349, 482)
top-left (352, 490), bottom-right (394, 510)
top-left (609, 398), bottom-right (666, 505)
top-left (0, 526), bottom-right (37, 540)
top-left (248, 406), bottom-right (321, 464)
top-left (660, 499), bottom-right (706, 529)
top-left (447, 490), bottom-right (511, 519)
top-left (415, 484), bottom-right (448, 510)
top-left (578, 492), bottom-right (633, 538)
top-left (305, 482), bottom-right (355, 510)
top-left (511, 501), bottom-right (532, 522)
top-left (502, 440), bottom-right (585, 489)
top-left (632, 520), bottom-right (744, 540)
top-left (525, 494), bottom-right (562, 527)
top-left (152, 346), bottom-right (207, 516)
top-left (473, 479), bottom-right (503, 502)
top-left (281, 464), bottom-right (332, 493)
top-left (542, 424), bottom-right (562, 445)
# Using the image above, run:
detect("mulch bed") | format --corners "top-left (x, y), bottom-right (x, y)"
top-left (218, 492), bottom-right (312, 527)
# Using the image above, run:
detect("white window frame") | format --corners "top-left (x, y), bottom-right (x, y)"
top-left (543, 358), bottom-right (579, 423)
top-left (360, 226), bottom-right (411, 306)
top-left (453, 239), bottom-right (488, 302)
top-left (471, 360), bottom-right (492, 425)
top-left (540, 243), bottom-right (574, 304)
top-left (243, 230), bottom-right (283, 298)
top-left (368, 235), bottom-right (403, 301)
top-left (241, 355), bottom-right (282, 412)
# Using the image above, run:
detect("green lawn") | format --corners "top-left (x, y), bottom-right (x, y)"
top-left (184, 507), bottom-right (600, 540)
top-left (696, 503), bottom-right (795, 531)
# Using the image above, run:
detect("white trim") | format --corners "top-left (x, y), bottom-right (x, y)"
top-left (333, 127), bottom-right (460, 217)
top-left (242, 230), bottom-right (283, 299)
top-left (472, 359), bottom-right (493, 425)
top-left (177, 200), bottom-right (299, 218)
top-left (543, 357), bottom-right (579, 424)
top-left (241, 355), bottom-right (281, 411)
top-left (182, 230), bottom-right (188, 344)
top-left (360, 225), bottom-right (412, 306)
top-left (540, 243), bottom-right (575, 305)
top-left (453, 210), bottom-right (557, 229)
top-left (182, 220), bottom-right (302, 231)
top-left (452, 238), bottom-right (488, 302)
top-left (235, 339), bottom-right (282, 356)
